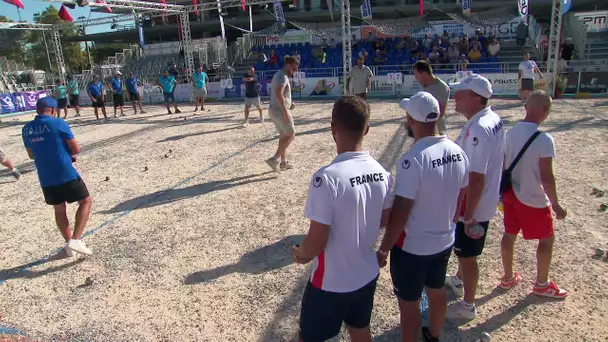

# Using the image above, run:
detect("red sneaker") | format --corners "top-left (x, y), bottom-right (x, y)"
top-left (500, 272), bottom-right (522, 289)
top-left (533, 280), bottom-right (568, 299)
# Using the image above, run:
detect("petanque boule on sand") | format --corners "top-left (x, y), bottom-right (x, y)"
top-left (480, 332), bottom-right (492, 342)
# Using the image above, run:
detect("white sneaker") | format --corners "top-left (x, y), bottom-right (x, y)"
top-left (265, 157), bottom-right (280, 172)
top-left (242, 121), bottom-right (249, 128)
top-left (445, 275), bottom-right (464, 297)
top-left (67, 239), bottom-right (93, 255)
top-left (446, 300), bottom-right (477, 321)
top-left (63, 244), bottom-right (73, 257)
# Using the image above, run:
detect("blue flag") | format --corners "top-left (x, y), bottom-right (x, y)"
top-left (562, 0), bottom-right (572, 15)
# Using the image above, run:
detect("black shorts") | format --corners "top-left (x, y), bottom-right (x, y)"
top-left (454, 221), bottom-right (489, 258)
top-left (390, 246), bottom-right (452, 302)
top-left (113, 93), bottom-right (124, 107)
top-left (299, 277), bottom-right (378, 341)
top-left (69, 95), bottom-right (80, 107)
top-left (517, 38), bottom-right (526, 48)
top-left (521, 78), bottom-right (534, 91)
top-left (42, 177), bottom-right (89, 205)
top-left (57, 98), bottom-right (68, 109)
top-left (129, 92), bottom-right (140, 101)
top-left (91, 96), bottom-right (105, 108)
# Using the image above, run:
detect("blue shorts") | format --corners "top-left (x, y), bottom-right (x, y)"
top-left (163, 92), bottom-right (175, 103)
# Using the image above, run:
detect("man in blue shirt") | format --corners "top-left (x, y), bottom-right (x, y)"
top-left (190, 65), bottom-right (209, 112)
top-left (87, 75), bottom-right (107, 120)
top-left (108, 71), bottom-right (125, 118)
top-left (126, 72), bottom-right (146, 115)
top-left (22, 97), bottom-right (93, 256)
top-left (158, 70), bottom-right (181, 114)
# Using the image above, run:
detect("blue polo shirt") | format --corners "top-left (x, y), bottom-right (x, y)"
top-left (22, 115), bottom-right (79, 188)
top-left (126, 77), bottom-right (139, 94)
top-left (110, 77), bottom-right (123, 95)
top-left (193, 72), bottom-right (207, 89)
top-left (160, 75), bottom-right (175, 93)
top-left (88, 81), bottom-right (102, 97)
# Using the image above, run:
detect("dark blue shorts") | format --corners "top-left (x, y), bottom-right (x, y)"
top-left (163, 92), bottom-right (175, 103)
top-left (299, 276), bottom-right (378, 341)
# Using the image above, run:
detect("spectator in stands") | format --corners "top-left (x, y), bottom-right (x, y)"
top-left (269, 50), bottom-right (279, 66)
top-left (374, 49), bottom-right (387, 65)
top-left (397, 38), bottom-right (406, 51)
top-left (259, 51), bottom-right (268, 65)
top-left (429, 47), bottom-right (440, 65)
top-left (55, 79), bottom-right (69, 120)
top-left (448, 43), bottom-right (460, 63)
top-left (439, 47), bottom-right (450, 67)
top-left (432, 34), bottom-right (441, 48)
top-left (450, 33), bottom-right (460, 45)
top-left (318, 48), bottom-right (327, 64)
top-left (367, 30), bottom-right (376, 42)
top-left (475, 29), bottom-right (487, 49)
top-left (407, 38), bottom-right (419, 54)
top-left (359, 48), bottom-right (369, 62)
top-left (66, 75), bottom-right (81, 118)
top-left (158, 70), bottom-right (181, 114)
top-left (469, 37), bottom-right (482, 52)
top-left (108, 71), bottom-right (125, 118)
top-left (560, 37), bottom-right (575, 62)
top-left (293, 50), bottom-right (301, 62)
top-left (417, 51), bottom-right (429, 62)
top-left (376, 39), bottom-right (387, 53)
top-left (442, 30), bottom-right (450, 43)
top-left (457, 55), bottom-right (469, 71)
top-left (518, 52), bottom-right (543, 101)
top-left (458, 36), bottom-right (469, 55)
top-left (468, 46), bottom-right (482, 63)
top-left (346, 56), bottom-right (373, 100)
top-left (87, 75), bottom-right (107, 120)
top-left (423, 33), bottom-right (433, 51)
top-left (516, 19), bottom-right (529, 51)
top-left (126, 72), bottom-right (145, 115)
top-left (488, 39), bottom-right (500, 57)
top-left (557, 56), bottom-right (569, 74)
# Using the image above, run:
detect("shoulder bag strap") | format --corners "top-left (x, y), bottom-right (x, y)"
top-left (506, 130), bottom-right (542, 173)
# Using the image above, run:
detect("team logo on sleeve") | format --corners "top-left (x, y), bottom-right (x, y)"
top-left (472, 137), bottom-right (479, 146)
top-left (313, 176), bottom-right (323, 187)
top-left (402, 159), bottom-right (411, 169)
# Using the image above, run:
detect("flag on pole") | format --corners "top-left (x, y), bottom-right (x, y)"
top-left (64, 2), bottom-right (76, 9)
top-left (96, 0), bottom-right (112, 13)
top-left (326, 0), bottom-right (334, 21)
top-left (419, 0), bottom-right (424, 16)
top-left (2, 0), bottom-right (24, 9)
top-left (518, 0), bottom-right (528, 20)
top-left (274, 0), bottom-right (285, 26)
top-left (216, 0), bottom-right (226, 39)
top-left (160, 0), bottom-right (168, 24)
top-left (240, 0), bottom-right (246, 11)
top-left (193, 0), bottom-right (199, 15)
top-left (562, 0), bottom-right (572, 15)
top-left (462, 0), bottom-right (471, 14)
top-left (360, 0), bottom-right (372, 20)
top-left (58, 4), bottom-right (73, 22)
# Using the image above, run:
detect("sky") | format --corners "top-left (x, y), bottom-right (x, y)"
top-left (0, 0), bottom-right (114, 34)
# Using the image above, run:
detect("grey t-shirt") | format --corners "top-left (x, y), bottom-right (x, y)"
top-left (270, 69), bottom-right (292, 110)
top-left (348, 65), bottom-right (373, 94)
top-left (423, 77), bottom-right (450, 134)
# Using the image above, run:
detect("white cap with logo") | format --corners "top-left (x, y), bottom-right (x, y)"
top-left (399, 91), bottom-right (441, 123)
top-left (449, 74), bottom-right (493, 99)
top-left (116, 71), bottom-right (123, 76)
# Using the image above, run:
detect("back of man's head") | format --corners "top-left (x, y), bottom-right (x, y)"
top-left (332, 97), bottom-right (370, 138)
top-left (413, 60), bottom-right (434, 76)
top-left (525, 90), bottom-right (552, 122)
top-left (36, 97), bottom-right (57, 116)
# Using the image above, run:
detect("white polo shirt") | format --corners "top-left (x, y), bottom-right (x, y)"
top-left (395, 136), bottom-right (470, 256)
top-left (519, 60), bottom-right (538, 80)
top-left (304, 151), bottom-right (392, 293)
top-left (454, 106), bottom-right (505, 222)
top-left (506, 121), bottom-right (555, 208)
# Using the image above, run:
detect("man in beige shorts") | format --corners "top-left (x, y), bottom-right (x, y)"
top-left (266, 55), bottom-right (300, 172)
top-left (0, 147), bottom-right (22, 180)
top-left (346, 56), bottom-right (373, 99)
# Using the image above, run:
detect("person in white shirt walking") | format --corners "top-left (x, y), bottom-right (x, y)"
top-left (377, 92), bottom-right (469, 342)
top-left (292, 97), bottom-right (392, 342)
top-left (500, 90), bottom-right (568, 298)
top-left (346, 57), bottom-right (373, 100)
top-left (518, 53), bottom-right (543, 101)
top-left (445, 74), bottom-right (505, 320)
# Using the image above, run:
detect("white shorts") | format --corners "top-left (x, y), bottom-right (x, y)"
top-left (194, 87), bottom-right (207, 98)
top-left (245, 97), bottom-right (261, 107)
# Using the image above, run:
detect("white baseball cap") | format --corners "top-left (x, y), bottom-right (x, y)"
top-left (399, 91), bottom-right (441, 123)
top-left (449, 74), bottom-right (493, 99)
top-left (116, 71), bottom-right (122, 75)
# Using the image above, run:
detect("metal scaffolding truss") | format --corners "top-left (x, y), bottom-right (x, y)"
top-left (180, 11), bottom-right (195, 77)
top-left (51, 29), bottom-right (67, 83)
top-left (43, 0), bottom-right (184, 12)
top-left (0, 22), bottom-right (55, 30)
top-left (545, 0), bottom-right (563, 97)
top-left (340, 0), bottom-right (351, 94)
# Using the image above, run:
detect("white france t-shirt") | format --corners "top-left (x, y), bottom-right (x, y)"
top-left (395, 136), bottom-right (470, 256)
top-left (505, 121), bottom-right (555, 208)
top-left (304, 151), bottom-right (392, 293)
top-left (519, 60), bottom-right (538, 80)
top-left (454, 107), bottom-right (505, 222)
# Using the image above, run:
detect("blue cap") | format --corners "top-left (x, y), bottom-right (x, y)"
top-left (36, 97), bottom-right (58, 111)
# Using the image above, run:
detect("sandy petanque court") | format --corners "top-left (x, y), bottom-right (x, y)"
top-left (0, 98), bottom-right (606, 342)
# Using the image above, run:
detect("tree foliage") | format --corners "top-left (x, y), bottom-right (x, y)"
top-left (0, 15), bottom-right (26, 64)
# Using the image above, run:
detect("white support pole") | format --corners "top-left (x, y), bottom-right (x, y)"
top-left (249, 5), bottom-right (253, 32)
top-left (51, 28), bottom-right (66, 83)
top-left (180, 11), bottom-right (195, 77)
top-left (340, 0), bottom-right (352, 95)
top-left (546, 0), bottom-right (563, 97)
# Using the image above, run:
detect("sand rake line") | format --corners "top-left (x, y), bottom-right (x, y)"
top-left (0, 132), bottom-right (278, 287)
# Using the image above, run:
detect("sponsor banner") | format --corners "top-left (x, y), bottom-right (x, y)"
top-left (574, 11), bottom-right (608, 33)
top-left (274, 0), bottom-right (285, 26)
top-left (518, 0), bottom-right (529, 19)
top-left (462, 0), bottom-right (471, 14)
top-left (206, 82), bottom-right (224, 98)
top-left (564, 72), bottom-right (579, 94)
top-left (1, 90), bottom-right (47, 114)
top-left (225, 78), bottom-right (242, 98)
top-left (578, 72), bottom-right (608, 93)
top-left (138, 21), bottom-right (145, 48)
top-left (303, 77), bottom-right (340, 97)
top-left (360, 0), bottom-right (372, 20)
top-left (265, 33), bottom-right (312, 45)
